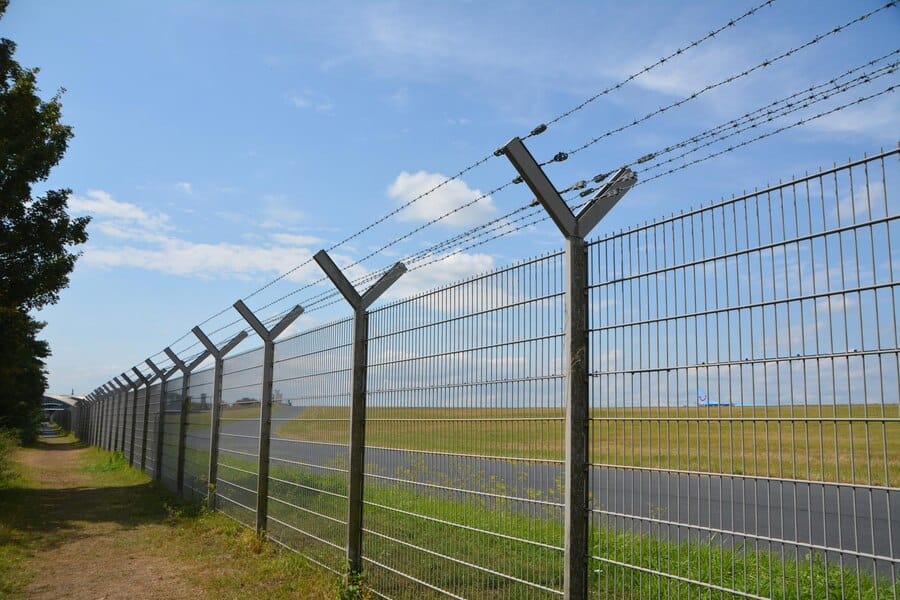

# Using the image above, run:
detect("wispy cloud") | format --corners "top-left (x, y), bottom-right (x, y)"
top-left (287, 90), bottom-right (334, 112)
top-left (388, 171), bottom-right (495, 227)
top-left (175, 181), bottom-right (193, 194)
top-left (69, 190), bottom-right (171, 231)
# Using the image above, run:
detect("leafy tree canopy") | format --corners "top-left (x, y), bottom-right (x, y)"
top-left (0, 0), bottom-right (90, 311)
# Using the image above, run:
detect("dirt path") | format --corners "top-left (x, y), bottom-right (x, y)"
top-left (8, 434), bottom-right (202, 600)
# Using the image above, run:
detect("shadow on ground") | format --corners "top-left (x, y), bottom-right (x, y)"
top-left (0, 442), bottom-right (181, 553)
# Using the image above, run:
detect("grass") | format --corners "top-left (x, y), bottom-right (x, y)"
top-left (275, 404), bottom-right (900, 485)
top-left (0, 429), bottom-right (32, 595)
top-left (203, 450), bottom-right (900, 600)
top-left (185, 404), bottom-right (263, 429)
top-left (0, 431), bottom-right (336, 599)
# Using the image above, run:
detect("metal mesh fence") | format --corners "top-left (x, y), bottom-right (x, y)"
top-left (159, 376), bottom-right (183, 493)
top-left (183, 366), bottom-right (214, 503)
top-left (587, 149), bottom-right (899, 598)
top-left (265, 317), bottom-right (353, 574)
top-left (216, 347), bottom-right (264, 528)
top-left (74, 148), bottom-right (899, 599)
top-left (144, 382), bottom-right (161, 478)
top-left (361, 252), bottom-right (567, 599)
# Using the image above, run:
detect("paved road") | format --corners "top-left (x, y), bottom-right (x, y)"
top-left (182, 406), bottom-right (900, 573)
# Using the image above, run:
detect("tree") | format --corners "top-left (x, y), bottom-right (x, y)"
top-left (0, 0), bottom-right (90, 441)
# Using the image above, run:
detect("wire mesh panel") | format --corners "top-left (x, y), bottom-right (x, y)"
top-left (132, 385), bottom-right (145, 467)
top-left (217, 347), bottom-right (264, 528)
top-left (266, 318), bottom-right (353, 574)
top-left (159, 375), bottom-right (183, 493)
top-left (122, 389), bottom-right (133, 460)
top-left (362, 252), bottom-right (567, 599)
top-left (588, 149), bottom-right (900, 598)
top-left (144, 382), bottom-right (161, 478)
top-left (183, 366), bottom-right (214, 503)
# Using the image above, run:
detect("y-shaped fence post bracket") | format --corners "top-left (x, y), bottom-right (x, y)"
top-left (233, 300), bottom-right (305, 536)
top-left (499, 136), bottom-right (636, 600)
top-left (313, 249), bottom-right (407, 576)
top-left (120, 371), bottom-right (140, 465)
top-left (112, 376), bottom-right (127, 452)
top-left (191, 327), bottom-right (249, 509)
top-left (132, 366), bottom-right (159, 474)
top-left (164, 346), bottom-right (212, 496)
top-left (146, 357), bottom-right (180, 482)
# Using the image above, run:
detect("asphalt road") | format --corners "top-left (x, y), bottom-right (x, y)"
top-left (181, 405), bottom-right (899, 574)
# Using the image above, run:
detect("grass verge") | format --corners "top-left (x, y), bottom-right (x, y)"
top-left (0, 433), bottom-right (336, 599)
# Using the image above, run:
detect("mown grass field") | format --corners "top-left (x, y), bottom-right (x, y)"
top-left (275, 404), bottom-right (900, 485)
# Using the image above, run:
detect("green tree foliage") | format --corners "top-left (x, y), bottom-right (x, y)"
top-left (0, 0), bottom-right (89, 442)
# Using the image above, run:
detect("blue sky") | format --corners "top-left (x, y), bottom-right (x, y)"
top-left (4, 1), bottom-right (898, 394)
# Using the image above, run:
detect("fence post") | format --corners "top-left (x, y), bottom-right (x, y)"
top-left (120, 372), bottom-right (139, 466)
top-left (106, 382), bottom-right (117, 451)
top-left (313, 250), bottom-right (407, 576)
top-left (233, 300), bottom-right (304, 537)
top-left (191, 327), bottom-right (248, 509)
top-left (98, 385), bottom-right (108, 448)
top-left (112, 377), bottom-right (126, 452)
top-left (499, 136), bottom-right (635, 600)
top-left (147, 357), bottom-right (179, 482)
top-left (164, 347), bottom-right (212, 496)
top-left (132, 366), bottom-right (159, 473)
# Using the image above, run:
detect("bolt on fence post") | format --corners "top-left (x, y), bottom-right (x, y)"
top-left (164, 347), bottom-right (212, 496)
top-left (147, 357), bottom-right (179, 482)
top-left (191, 327), bottom-right (248, 509)
top-left (133, 366), bottom-right (159, 473)
top-left (233, 300), bottom-right (305, 537)
top-left (120, 372), bottom-right (139, 466)
top-left (313, 250), bottom-right (407, 576)
top-left (499, 136), bottom-right (636, 600)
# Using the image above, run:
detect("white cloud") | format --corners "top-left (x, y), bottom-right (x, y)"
top-left (386, 251), bottom-right (495, 300)
top-left (805, 95), bottom-right (900, 140)
top-left (271, 233), bottom-right (324, 246)
top-left (259, 195), bottom-right (307, 229)
top-left (82, 239), bottom-right (322, 282)
top-left (388, 171), bottom-right (495, 227)
top-left (288, 90), bottom-right (334, 112)
top-left (175, 181), bottom-right (193, 194)
top-left (69, 190), bottom-right (171, 231)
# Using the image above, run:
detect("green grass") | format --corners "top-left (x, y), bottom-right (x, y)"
top-left (275, 404), bottom-right (900, 485)
top-left (0, 430), bottom-right (32, 596)
top-left (203, 450), bottom-right (900, 600)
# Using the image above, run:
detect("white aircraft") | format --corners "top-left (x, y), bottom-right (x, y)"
top-left (697, 388), bottom-right (731, 407)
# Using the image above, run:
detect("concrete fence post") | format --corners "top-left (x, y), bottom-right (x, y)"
top-left (499, 136), bottom-right (635, 600)
top-left (164, 347), bottom-right (212, 496)
top-left (233, 300), bottom-right (304, 537)
top-left (313, 250), bottom-right (407, 576)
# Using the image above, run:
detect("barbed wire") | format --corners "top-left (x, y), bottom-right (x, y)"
top-left (638, 60), bottom-right (899, 174)
top-left (637, 84), bottom-right (897, 185)
top-left (522, 0), bottom-right (777, 139)
top-left (534, 1), bottom-right (897, 167)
